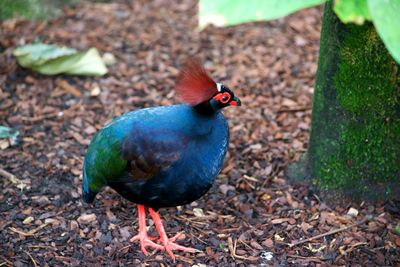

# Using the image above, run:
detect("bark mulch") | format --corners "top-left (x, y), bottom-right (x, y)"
top-left (1, 1), bottom-right (399, 266)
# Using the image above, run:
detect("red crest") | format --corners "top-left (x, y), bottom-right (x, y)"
top-left (175, 59), bottom-right (217, 106)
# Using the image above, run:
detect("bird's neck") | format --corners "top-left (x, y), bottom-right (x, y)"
top-left (193, 102), bottom-right (215, 115)
top-left (193, 100), bottom-right (220, 116)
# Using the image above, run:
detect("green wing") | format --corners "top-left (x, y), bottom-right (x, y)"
top-left (82, 120), bottom-right (128, 200)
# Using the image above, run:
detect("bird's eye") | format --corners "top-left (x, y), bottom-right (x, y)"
top-left (220, 92), bottom-right (231, 104)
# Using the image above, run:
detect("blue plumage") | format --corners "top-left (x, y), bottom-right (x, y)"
top-left (82, 59), bottom-right (241, 258)
top-left (83, 104), bottom-right (229, 209)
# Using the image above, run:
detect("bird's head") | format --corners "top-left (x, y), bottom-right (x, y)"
top-left (175, 59), bottom-right (241, 113)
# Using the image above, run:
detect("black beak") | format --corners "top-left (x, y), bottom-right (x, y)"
top-left (230, 96), bottom-right (241, 106)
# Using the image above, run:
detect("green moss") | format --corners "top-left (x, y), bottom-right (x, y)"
top-left (318, 117), bottom-right (400, 198)
top-left (334, 26), bottom-right (398, 116)
top-left (315, 22), bottom-right (400, 198)
top-left (296, 1), bottom-right (400, 202)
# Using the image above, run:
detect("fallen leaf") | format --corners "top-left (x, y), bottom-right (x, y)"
top-left (250, 240), bottom-right (263, 250)
top-left (119, 226), bottom-right (131, 241)
top-left (262, 238), bottom-right (274, 248)
top-left (271, 218), bottom-right (291, 224)
top-left (193, 208), bottom-right (205, 217)
top-left (219, 184), bottom-right (235, 195)
top-left (13, 42), bottom-right (107, 76)
top-left (0, 125), bottom-right (20, 147)
top-left (274, 234), bottom-right (284, 241)
top-left (77, 213), bottom-right (97, 224)
top-left (57, 79), bottom-right (82, 97)
top-left (90, 86), bottom-right (101, 96)
top-left (347, 207), bottom-right (359, 217)
top-left (23, 216), bottom-right (34, 225)
top-left (102, 52), bottom-right (117, 65)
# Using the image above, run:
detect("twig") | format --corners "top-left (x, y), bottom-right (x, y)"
top-left (174, 255), bottom-right (194, 264)
top-left (287, 255), bottom-right (323, 262)
top-left (347, 241), bottom-right (367, 252)
top-left (55, 255), bottom-right (73, 262)
top-left (175, 215), bottom-right (209, 226)
top-left (20, 102), bottom-right (81, 123)
top-left (119, 244), bottom-right (132, 252)
top-left (0, 168), bottom-right (17, 181)
top-left (9, 223), bottom-right (49, 237)
top-left (171, 217), bottom-right (209, 244)
top-left (0, 256), bottom-right (13, 267)
top-left (21, 112), bottom-right (59, 122)
top-left (237, 239), bottom-right (256, 253)
top-left (237, 177), bottom-right (255, 190)
top-left (243, 175), bottom-right (259, 183)
top-left (289, 217), bottom-right (371, 247)
top-left (370, 246), bottom-right (385, 251)
top-left (24, 251), bottom-right (38, 267)
top-left (219, 227), bottom-right (242, 234)
top-left (28, 245), bottom-right (54, 250)
top-left (0, 168), bottom-right (28, 191)
top-left (336, 241), bottom-right (368, 262)
top-left (228, 237), bottom-right (248, 260)
top-left (191, 231), bottom-right (208, 245)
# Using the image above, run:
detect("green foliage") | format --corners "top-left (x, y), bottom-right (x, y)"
top-left (13, 42), bottom-right (107, 76)
top-left (333, 0), bottom-right (371, 24)
top-left (368, 0), bottom-right (400, 65)
top-left (0, 0), bottom-right (51, 20)
top-left (199, 0), bottom-right (326, 28)
top-left (199, 0), bottom-right (400, 64)
top-left (0, 0), bottom-right (109, 20)
top-left (0, 0), bottom-right (79, 20)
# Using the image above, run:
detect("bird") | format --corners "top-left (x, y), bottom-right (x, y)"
top-left (82, 59), bottom-right (241, 259)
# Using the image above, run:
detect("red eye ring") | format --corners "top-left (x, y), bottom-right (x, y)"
top-left (220, 92), bottom-right (231, 104)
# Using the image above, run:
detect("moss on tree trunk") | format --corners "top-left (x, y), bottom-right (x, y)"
top-left (289, 1), bottom-right (400, 201)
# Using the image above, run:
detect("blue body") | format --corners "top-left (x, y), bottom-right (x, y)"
top-left (82, 104), bottom-right (229, 209)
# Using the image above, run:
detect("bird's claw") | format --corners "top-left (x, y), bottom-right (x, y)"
top-left (157, 232), bottom-right (197, 260)
top-left (130, 234), bottom-right (164, 255)
top-left (130, 232), bottom-right (197, 258)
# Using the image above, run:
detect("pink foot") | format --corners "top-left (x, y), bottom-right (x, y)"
top-left (149, 208), bottom-right (197, 260)
top-left (130, 205), bottom-right (164, 255)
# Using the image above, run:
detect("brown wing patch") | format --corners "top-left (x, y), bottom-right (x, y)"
top-left (122, 127), bottom-right (189, 180)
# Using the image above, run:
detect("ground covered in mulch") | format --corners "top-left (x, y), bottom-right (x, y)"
top-left (1, 1), bottom-right (399, 266)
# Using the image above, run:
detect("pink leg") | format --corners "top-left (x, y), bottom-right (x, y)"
top-left (129, 205), bottom-right (164, 255)
top-left (148, 208), bottom-right (197, 260)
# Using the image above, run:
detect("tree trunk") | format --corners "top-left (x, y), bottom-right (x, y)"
top-left (288, 1), bottom-right (400, 201)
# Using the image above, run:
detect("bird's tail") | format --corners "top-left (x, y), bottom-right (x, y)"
top-left (82, 164), bottom-right (97, 203)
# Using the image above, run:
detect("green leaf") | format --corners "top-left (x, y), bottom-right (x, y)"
top-left (368, 0), bottom-right (400, 64)
top-left (34, 48), bottom-right (108, 76)
top-left (395, 224), bottom-right (400, 235)
top-left (199, 0), bottom-right (327, 28)
top-left (0, 126), bottom-right (20, 146)
top-left (333, 0), bottom-right (371, 24)
top-left (0, 126), bottom-right (19, 139)
top-left (13, 42), bottom-right (107, 76)
top-left (14, 43), bottom-right (77, 67)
